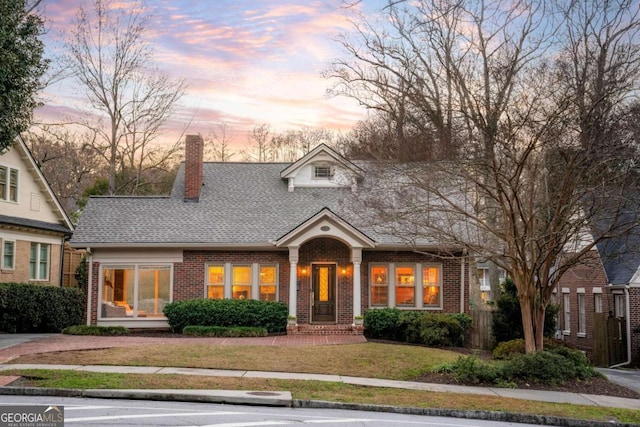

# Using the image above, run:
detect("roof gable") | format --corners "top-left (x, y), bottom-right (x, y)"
top-left (280, 144), bottom-right (364, 192)
top-left (0, 137), bottom-right (73, 232)
top-left (275, 208), bottom-right (376, 248)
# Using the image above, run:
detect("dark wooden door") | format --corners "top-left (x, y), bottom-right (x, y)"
top-left (312, 264), bottom-right (336, 322)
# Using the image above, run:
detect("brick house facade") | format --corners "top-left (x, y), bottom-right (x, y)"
top-left (73, 137), bottom-right (471, 332)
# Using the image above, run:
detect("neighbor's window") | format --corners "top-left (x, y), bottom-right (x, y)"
top-left (232, 265), bottom-right (251, 300)
top-left (422, 266), bottom-right (440, 306)
top-left (259, 265), bottom-right (277, 301)
top-left (101, 265), bottom-right (171, 318)
top-left (314, 165), bottom-right (332, 178)
top-left (395, 265), bottom-right (415, 306)
top-left (594, 293), bottom-right (603, 313)
top-left (207, 265), bottom-right (224, 299)
top-left (29, 243), bottom-right (49, 280)
top-left (370, 265), bottom-right (388, 306)
top-left (614, 294), bottom-right (625, 318)
top-left (2, 240), bottom-right (15, 270)
top-left (578, 293), bottom-right (586, 335)
top-left (0, 166), bottom-right (18, 202)
top-left (563, 293), bottom-right (571, 333)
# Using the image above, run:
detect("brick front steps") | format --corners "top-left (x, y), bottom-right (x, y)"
top-left (287, 324), bottom-right (364, 335)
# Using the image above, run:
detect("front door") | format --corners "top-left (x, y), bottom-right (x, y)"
top-left (312, 264), bottom-right (336, 322)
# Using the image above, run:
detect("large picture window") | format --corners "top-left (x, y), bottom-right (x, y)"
top-left (101, 265), bottom-right (171, 319)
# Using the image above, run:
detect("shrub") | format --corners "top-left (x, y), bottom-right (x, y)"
top-left (493, 337), bottom-right (566, 359)
top-left (163, 299), bottom-right (288, 333)
top-left (0, 283), bottom-right (85, 333)
top-left (444, 355), bottom-right (501, 384)
top-left (62, 325), bottom-right (129, 336)
top-left (364, 308), bottom-right (472, 346)
top-left (502, 348), bottom-right (597, 384)
top-left (363, 308), bottom-right (402, 340)
top-left (182, 325), bottom-right (268, 337)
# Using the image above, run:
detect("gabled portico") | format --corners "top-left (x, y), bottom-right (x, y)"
top-left (275, 208), bottom-right (375, 325)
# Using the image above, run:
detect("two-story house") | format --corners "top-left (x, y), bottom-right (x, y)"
top-left (0, 137), bottom-right (74, 286)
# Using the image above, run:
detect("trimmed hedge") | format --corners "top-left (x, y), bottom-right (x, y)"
top-left (363, 308), bottom-right (472, 347)
top-left (182, 325), bottom-right (268, 337)
top-left (163, 298), bottom-right (288, 333)
top-left (0, 283), bottom-right (85, 333)
top-left (62, 325), bottom-right (129, 336)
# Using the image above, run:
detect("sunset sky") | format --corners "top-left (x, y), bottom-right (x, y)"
top-left (35, 0), bottom-right (383, 148)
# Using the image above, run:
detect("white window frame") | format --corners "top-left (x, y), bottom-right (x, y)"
top-left (205, 263), bottom-right (279, 302)
top-left (562, 289), bottom-right (571, 335)
top-left (1, 240), bottom-right (15, 270)
top-left (0, 165), bottom-right (18, 202)
top-left (577, 291), bottom-right (586, 337)
top-left (395, 264), bottom-right (416, 307)
top-left (593, 288), bottom-right (603, 314)
top-left (99, 264), bottom-right (173, 320)
top-left (614, 294), bottom-right (625, 318)
top-left (313, 165), bottom-right (333, 179)
top-left (369, 262), bottom-right (443, 310)
top-left (29, 242), bottom-right (49, 281)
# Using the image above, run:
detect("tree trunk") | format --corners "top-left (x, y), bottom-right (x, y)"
top-left (519, 294), bottom-right (537, 353)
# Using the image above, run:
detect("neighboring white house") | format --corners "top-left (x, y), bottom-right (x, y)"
top-left (0, 137), bottom-right (74, 286)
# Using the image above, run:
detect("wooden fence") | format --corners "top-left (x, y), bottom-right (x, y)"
top-left (593, 313), bottom-right (627, 367)
top-left (470, 309), bottom-right (494, 349)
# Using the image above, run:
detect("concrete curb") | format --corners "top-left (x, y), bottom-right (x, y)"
top-left (0, 386), bottom-right (636, 427)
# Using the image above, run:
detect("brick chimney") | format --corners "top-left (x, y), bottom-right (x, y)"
top-left (184, 134), bottom-right (203, 202)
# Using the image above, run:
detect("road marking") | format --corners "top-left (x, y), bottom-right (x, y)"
top-left (197, 422), bottom-right (294, 427)
top-left (304, 420), bottom-right (375, 424)
top-left (65, 411), bottom-right (243, 423)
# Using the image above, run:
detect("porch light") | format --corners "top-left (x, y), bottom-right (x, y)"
top-left (341, 267), bottom-right (347, 275)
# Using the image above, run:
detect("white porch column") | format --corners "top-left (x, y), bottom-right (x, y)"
top-left (288, 247), bottom-right (299, 317)
top-left (352, 248), bottom-right (362, 319)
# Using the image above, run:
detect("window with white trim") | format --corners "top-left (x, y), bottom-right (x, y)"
top-left (594, 294), bottom-right (603, 313)
top-left (2, 240), bottom-right (15, 270)
top-left (369, 263), bottom-right (442, 309)
top-left (370, 265), bottom-right (388, 306)
top-left (578, 293), bottom-right (586, 336)
top-left (100, 264), bottom-right (172, 319)
top-left (29, 243), bottom-right (49, 280)
top-left (314, 165), bottom-right (332, 178)
top-left (395, 265), bottom-right (415, 307)
top-left (563, 292), bottom-right (571, 333)
top-left (206, 263), bottom-right (279, 301)
top-left (0, 166), bottom-right (18, 202)
top-left (422, 266), bottom-right (440, 306)
top-left (614, 294), bottom-right (625, 318)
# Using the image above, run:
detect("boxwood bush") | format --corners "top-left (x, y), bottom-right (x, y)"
top-left (163, 298), bottom-right (288, 333)
top-left (182, 325), bottom-right (268, 337)
top-left (0, 283), bottom-right (85, 333)
top-left (363, 308), bottom-right (472, 346)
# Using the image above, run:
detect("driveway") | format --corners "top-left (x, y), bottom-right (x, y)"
top-left (0, 333), bottom-right (59, 350)
top-left (597, 367), bottom-right (640, 394)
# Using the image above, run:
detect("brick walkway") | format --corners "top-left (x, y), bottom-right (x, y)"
top-left (0, 334), bottom-right (367, 363)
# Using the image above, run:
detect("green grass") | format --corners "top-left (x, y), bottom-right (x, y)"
top-left (4, 369), bottom-right (639, 425)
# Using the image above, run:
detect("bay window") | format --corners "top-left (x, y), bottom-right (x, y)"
top-left (259, 265), bottom-right (277, 301)
top-left (207, 263), bottom-right (279, 301)
top-left (370, 263), bottom-right (442, 309)
top-left (207, 265), bottom-right (224, 299)
top-left (422, 266), bottom-right (440, 306)
top-left (232, 265), bottom-right (252, 300)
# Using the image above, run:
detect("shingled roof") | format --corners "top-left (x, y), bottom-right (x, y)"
top-left (70, 161), bottom-right (434, 248)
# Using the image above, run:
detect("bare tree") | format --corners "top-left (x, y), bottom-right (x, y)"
top-left (24, 127), bottom-right (103, 216)
top-left (205, 122), bottom-right (235, 162)
top-left (242, 124), bottom-right (271, 162)
top-left (63, 0), bottom-right (186, 194)
top-left (332, 0), bottom-right (640, 353)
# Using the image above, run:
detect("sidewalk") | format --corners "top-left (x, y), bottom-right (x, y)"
top-left (1, 362), bottom-right (640, 411)
top-left (0, 333), bottom-right (638, 414)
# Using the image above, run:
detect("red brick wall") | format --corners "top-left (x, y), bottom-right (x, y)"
top-left (630, 288), bottom-right (640, 366)
top-left (363, 251), bottom-right (469, 314)
top-left (174, 250), bottom-right (290, 302)
top-left (557, 254), bottom-right (609, 356)
top-left (184, 135), bottom-right (203, 201)
top-left (89, 261), bottom-right (99, 325)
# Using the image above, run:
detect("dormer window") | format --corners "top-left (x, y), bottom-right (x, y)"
top-left (314, 165), bottom-right (333, 179)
